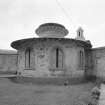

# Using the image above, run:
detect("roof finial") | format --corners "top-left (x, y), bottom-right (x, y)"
top-left (75, 27), bottom-right (85, 41)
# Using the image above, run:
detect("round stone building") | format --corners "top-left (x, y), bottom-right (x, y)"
top-left (11, 23), bottom-right (92, 78)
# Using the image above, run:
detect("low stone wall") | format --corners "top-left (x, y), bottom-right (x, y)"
top-left (92, 47), bottom-right (105, 78)
top-left (0, 50), bottom-right (18, 72)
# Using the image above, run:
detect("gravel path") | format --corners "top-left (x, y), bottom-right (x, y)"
top-left (99, 84), bottom-right (105, 105)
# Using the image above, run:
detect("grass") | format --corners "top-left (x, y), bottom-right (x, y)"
top-left (0, 77), bottom-right (95, 105)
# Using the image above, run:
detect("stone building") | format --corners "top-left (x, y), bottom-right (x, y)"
top-left (0, 23), bottom-right (105, 79)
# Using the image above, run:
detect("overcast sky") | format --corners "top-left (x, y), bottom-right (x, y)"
top-left (0, 0), bottom-right (105, 50)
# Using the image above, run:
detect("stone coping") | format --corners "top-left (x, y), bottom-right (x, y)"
top-left (92, 46), bottom-right (105, 51)
top-left (0, 49), bottom-right (17, 54)
top-left (38, 23), bottom-right (65, 29)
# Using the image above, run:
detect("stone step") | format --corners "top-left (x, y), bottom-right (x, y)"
top-left (0, 75), bottom-right (16, 78)
top-left (8, 76), bottom-right (88, 85)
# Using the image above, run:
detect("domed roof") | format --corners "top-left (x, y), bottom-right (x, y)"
top-left (35, 23), bottom-right (69, 38)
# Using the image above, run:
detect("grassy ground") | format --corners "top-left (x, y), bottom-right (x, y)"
top-left (0, 78), bottom-right (95, 105)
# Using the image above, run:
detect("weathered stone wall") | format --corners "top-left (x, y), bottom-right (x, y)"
top-left (0, 50), bottom-right (18, 73)
top-left (85, 49), bottom-right (93, 76)
top-left (92, 47), bottom-right (105, 78)
top-left (64, 46), bottom-right (84, 77)
top-left (18, 39), bottom-right (86, 78)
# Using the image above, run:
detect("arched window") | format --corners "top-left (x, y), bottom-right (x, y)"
top-left (25, 48), bottom-right (35, 69)
top-left (79, 50), bottom-right (84, 70)
top-left (25, 48), bottom-right (31, 68)
top-left (51, 47), bottom-right (64, 69)
top-left (79, 31), bottom-right (81, 37)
